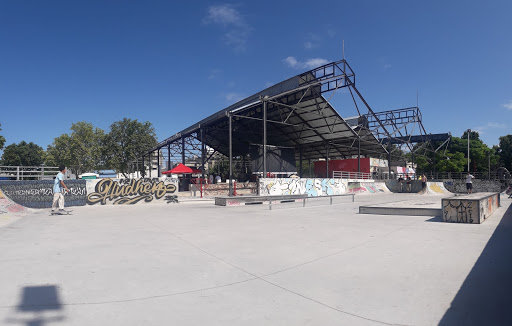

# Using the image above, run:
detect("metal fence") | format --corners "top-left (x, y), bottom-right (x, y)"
top-left (332, 171), bottom-right (372, 179)
top-left (0, 166), bottom-right (60, 181)
top-left (332, 170), bottom-right (509, 181)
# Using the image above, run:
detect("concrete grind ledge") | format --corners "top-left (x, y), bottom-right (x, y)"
top-left (359, 205), bottom-right (441, 216)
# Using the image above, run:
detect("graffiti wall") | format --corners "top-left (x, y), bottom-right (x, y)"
top-left (385, 180), bottom-right (423, 193)
top-left (347, 182), bottom-right (388, 194)
top-left (0, 180), bottom-right (87, 208)
top-left (442, 193), bottom-right (499, 224)
top-left (195, 182), bottom-right (257, 197)
top-left (443, 179), bottom-right (502, 193)
top-left (259, 178), bottom-right (348, 196)
top-left (86, 178), bottom-right (178, 205)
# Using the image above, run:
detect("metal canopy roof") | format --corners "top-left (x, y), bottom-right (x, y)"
top-left (152, 60), bottom-right (387, 161)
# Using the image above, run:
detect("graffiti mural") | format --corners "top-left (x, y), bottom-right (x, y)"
top-left (259, 178), bottom-right (347, 197)
top-left (444, 180), bottom-right (501, 193)
top-left (0, 180), bottom-right (87, 208)
top-left (86, 178), bottom-right (177, 205)
top-left (442, 194), bottom-right (499, 224)
top-left (443, 199), bottom-right (476, 223)
top-left (385, 180), bottom-right (423, 193)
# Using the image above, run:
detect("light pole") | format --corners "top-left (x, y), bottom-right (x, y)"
top-left (467, 129), bottom-right (471, 172)
top-left (488, 150), bottom-right (491, 179)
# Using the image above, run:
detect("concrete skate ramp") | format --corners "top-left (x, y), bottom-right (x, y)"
top-left (348, 182), bottom-right (388, 194)
top-left (0, 189), bottom-right (28, 228)
top-left (385, 180), bottom-right (423, 193)
top-left (0, 189), bottom-right (27, 216)
top-left (420, 182), bottom-right (453, 195)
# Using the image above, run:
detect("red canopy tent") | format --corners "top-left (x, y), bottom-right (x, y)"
top-left (162, 163), bottom-right (202, 175)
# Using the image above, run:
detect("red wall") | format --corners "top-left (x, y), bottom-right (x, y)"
top-left (314, 158), bottom-right (370, 178)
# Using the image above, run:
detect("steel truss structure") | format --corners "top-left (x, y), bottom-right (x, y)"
top-left (131, 59), bottom-right (449, 194)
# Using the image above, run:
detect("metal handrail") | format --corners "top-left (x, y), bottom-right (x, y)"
top-left (332, 171), bottom-right (372, 179)
top-left (0, 165), bottom-right (60, 181)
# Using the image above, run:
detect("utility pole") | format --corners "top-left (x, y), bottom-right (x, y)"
top-left (467, 129), bottom-right (471, 172)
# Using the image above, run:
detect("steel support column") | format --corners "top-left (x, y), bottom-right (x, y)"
top-left (201, 128), bottom-right (205, 181)
top-left (167, 144), bottom-right (171, 170)
top-left (299, 147), bottom-right (303, 178)
top-left (157, 149), bottom-right (160, 177)
top-left (182, 137), bottom-right (186, 164)
top-left (387, 143), bottom-right (392, 178)
top-left (326, 146), bottom-right (330, 178)
top-left (358, 138), bottom-right (361, 173)
top-left (263, 99), bottom-right (267, 179)
top-left (229, 114), bottom-right (233, 196)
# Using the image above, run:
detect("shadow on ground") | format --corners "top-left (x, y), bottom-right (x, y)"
top-left (438, 203), bottom-right (512, 326)
top-left (6, 285), bottom-right (65, 326)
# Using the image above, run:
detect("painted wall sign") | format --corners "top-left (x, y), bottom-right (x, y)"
top-left (0, 180), bottom-right (87, 208)
top-left (86, 178), bottom-right (177, 205)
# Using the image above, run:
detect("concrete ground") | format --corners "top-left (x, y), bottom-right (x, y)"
top-left (0, 193), bottom-right (511, 326)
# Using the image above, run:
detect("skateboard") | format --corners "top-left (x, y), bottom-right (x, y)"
top-left (50, 210), bottom-right (73, 215)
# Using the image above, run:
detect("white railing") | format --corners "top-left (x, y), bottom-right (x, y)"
top-left (332, 171), bottom-right (372, 179)
top-left (0, 165), bottom-right (60, 180)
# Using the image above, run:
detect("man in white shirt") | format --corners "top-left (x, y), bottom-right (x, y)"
top-left (52, 165), bottom-right (69, 213)
top-left (466, 173), bottom-right (474, 194)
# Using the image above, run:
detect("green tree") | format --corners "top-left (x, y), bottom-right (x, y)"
top-left (497, 134), bottom-right (512, 171)
top-left (103, 118), bottom-right (157, 177)
top-left (0, 123), bottom-right (5, 150)
top-left (411, 131), bottom-right (498, 173)
top-left (1, 141), bottom-right (45, 166)
top-left (47, 122), bottom-right (105, 177)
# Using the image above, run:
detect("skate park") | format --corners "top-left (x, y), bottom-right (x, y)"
top-left (1, 56), bottom-right (512, 326)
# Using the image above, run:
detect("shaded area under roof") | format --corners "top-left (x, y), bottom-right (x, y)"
top-left (153, 60), bottom-right (388, 160)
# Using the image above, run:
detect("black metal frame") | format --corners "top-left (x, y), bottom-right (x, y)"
top-left (130, 59), bottom-right (449, 195)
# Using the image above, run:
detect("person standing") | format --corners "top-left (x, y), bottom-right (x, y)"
top-left (52, 165), bottom-right (69, 213)
top-left (421, 174), bottom-right (427, 190)
top-left (398, 176), bottom-right (404, 192)
top-left (406, 175), bottom-right (412, 192)
top-left (466, 173), bottom-right (474, 194)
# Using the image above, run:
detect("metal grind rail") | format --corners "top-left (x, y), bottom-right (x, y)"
top-left (269, 193), bottom-right (355, 210)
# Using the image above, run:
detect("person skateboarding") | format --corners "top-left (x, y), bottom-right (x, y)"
top-left (51, 165), bottom-right (70, 214)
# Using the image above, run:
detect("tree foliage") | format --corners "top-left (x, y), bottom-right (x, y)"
top-left (47, 122), bottom-right (104, 177)
top-left (412, 131), bottom-right (499, 173)
top-left (1, 141), bottom-right (45, 166)
top-left (0, 123), bottom-right (5, 150)
top-left (103, 118), bottom-right (157, 177)
top-left (497, 134), bottom-right (512, 172)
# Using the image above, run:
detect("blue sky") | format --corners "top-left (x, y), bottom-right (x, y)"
top-left (1, 0), bottom-right (511, 154)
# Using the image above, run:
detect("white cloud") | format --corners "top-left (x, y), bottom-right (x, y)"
top-left (225, 92), bottom-right (244, 103)
top-left (203, 5), bottom-right (243, 26)
top-left (473, 122), bottom-right (506, 135)
top-left (384, 63), bottom-right (392, 70)
top-left (283, 56), bottom-right (299, 68)
top-left (304, 58), bottom-right (329, 68)
top-left (503, 100), bottom-right (512, 110)
top-left (304, 42), bottom-right (313, 49)
top-left (283, 56), bottom-right (329, 70)
top-left (203, 5), bottom-right (250, 52)
top-left (208, 69), bottom-right (221, 80)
